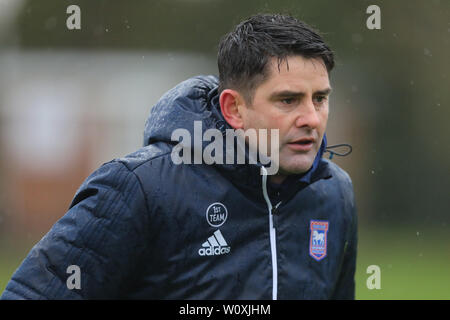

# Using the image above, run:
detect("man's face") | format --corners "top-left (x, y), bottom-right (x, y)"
top-left (239, 55), bottom-right (331, 181)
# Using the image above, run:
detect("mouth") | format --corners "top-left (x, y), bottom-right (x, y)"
top-left (287, 137), bottom-right (315, 152)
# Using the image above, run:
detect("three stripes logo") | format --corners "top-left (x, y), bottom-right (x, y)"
top-left (198, 230), bottom-right (231, 256)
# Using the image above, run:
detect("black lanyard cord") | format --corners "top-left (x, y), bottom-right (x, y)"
top-left (325, 143), bottom-right (353, 159)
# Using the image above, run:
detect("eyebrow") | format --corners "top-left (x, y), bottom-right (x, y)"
top-left (270, 87), bottom-right (333, 99)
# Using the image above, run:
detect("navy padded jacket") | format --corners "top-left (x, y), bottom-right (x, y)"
top-left (1, 75), bottom-right (357, 299)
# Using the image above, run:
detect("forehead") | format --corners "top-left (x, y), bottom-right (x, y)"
top-left (260, 55), bottom-right (330, 92)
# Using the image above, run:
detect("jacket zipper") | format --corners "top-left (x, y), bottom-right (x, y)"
top-left (261, 166), bottom-right (281, 300)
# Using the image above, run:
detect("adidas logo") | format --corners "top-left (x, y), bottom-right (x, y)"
top-left (198, 230), bottom-right (231, 256)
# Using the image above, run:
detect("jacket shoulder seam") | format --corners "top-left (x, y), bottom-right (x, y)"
top-left (117, 150), bottom-right (172, 173)
top-left (114, 161), bottom-right (152, 220)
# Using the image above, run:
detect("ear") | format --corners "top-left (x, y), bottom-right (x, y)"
top-left (219, 89), bottom-right (246, 129)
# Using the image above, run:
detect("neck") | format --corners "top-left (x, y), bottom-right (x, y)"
top-left (269, 174), bottom-right (287, 185)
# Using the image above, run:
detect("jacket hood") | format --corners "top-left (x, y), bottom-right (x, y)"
top-left (143, 75), bottom-right (329, 189)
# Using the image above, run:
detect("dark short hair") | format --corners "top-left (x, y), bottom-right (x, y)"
top-left (217, 14), bottom-right (335, 104)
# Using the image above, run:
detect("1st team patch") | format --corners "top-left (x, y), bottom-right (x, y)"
top-left (309, 220), bottom-right (329, 261)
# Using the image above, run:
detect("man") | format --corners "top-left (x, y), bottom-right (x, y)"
top-left (1, 13), bottom-right (357, 300)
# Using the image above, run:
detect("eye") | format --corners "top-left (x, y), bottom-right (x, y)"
top-left (281, 97), bottom-right (295, 105)
top-left (313, 95), bottom-right (327, 104)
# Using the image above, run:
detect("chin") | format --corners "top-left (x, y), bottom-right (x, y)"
top-left (278, 156), bottom-right (315, 175)
top-left (279, 163), bottom-right (313, 176)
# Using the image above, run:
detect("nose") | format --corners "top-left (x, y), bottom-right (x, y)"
top-left (294, 100), bottom-right (321, 130)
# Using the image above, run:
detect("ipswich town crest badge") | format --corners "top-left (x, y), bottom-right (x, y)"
top-left (309, 220), bottom-right (329, 261)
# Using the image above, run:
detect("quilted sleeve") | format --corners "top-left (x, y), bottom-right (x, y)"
top-left (331, 177), bottom-right (358, 300)
top-left (1, 161), bottom-right (150, 299)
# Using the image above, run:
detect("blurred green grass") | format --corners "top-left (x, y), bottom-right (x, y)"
top-left (0, 238), bottom-right (32, 296)
top-left (1, 226), bottom-right (449, 299)
top-left (355, 226), bottom-right (450, 299)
